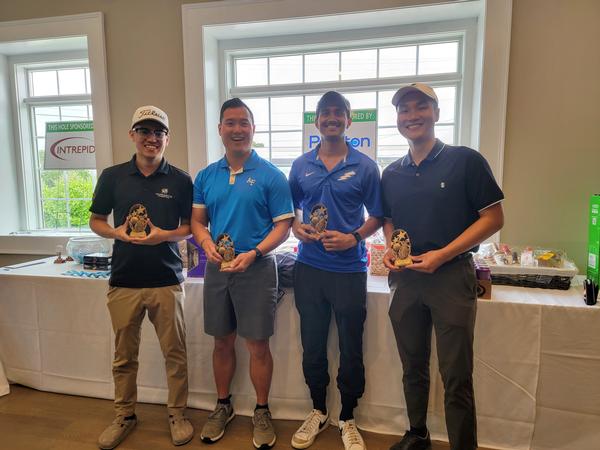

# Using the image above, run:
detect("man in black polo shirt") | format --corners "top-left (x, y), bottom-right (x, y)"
top-left (381, 84), bottom-right (504, 450)
top-left (90, 105), bottom-right (194, 449)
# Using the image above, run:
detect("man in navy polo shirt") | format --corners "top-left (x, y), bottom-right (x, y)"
top-left (90, 105), bottom-right (194, 449)
top-left (381, 83), bottom-right (504, 450)
top-left (288, 91), bottom-right (383, 450)
top-left (191, 98), bottom-right (293, 449)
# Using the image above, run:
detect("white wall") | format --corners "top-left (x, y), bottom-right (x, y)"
top-left (0, 54), bottom-right (19, 233)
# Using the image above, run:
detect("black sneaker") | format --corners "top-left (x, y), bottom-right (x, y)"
top-left (389, 430), bottom-right (431, 450)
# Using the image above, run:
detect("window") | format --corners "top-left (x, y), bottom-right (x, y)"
top-left (17, 62), bottom-right (95, 230)
top-left (227, 38), bottom-right (463, 173)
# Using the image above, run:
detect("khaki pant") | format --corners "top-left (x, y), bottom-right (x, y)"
top-left (107, 285), bottom-right (188, 417)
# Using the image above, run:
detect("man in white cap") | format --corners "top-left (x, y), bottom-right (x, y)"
top-left (381, 83), bottom-right (504, 450)
top-left (90, 106), bottom-right (194, 449)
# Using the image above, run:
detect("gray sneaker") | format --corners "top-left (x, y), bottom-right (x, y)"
top-left (200, 402), bottom-right (235, 443)
top-left (253, 408), bottom-right (276, 449)
top-left (97, 415), bottom-right (137, 449)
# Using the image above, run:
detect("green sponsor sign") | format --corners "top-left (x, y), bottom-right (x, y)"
top-left (303, 109), bottom-right (377, 124)
top-left (46, 121), bottom-right (94, 133)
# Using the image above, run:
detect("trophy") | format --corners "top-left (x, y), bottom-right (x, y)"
top-left (309, 203), bottom-right (328, 237)
top-left (127, 203), bottom-right (149, 238)
top-left (216, 233), bottom-right (235, 270)
top-left (391, 229), bottom-right (413, 268)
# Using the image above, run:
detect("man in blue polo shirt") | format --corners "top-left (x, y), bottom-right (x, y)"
top-left (191, 98), bottom-right (293, 449)
top-left (381, 83), bottom-right (504, 450)
top-left (288, 91), bottom-right (383, 450)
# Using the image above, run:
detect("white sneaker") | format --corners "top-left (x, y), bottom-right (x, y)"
top-left (339, 419), bottom-right (366, 450)
top-left (291, 409), bottom-right (329, 449)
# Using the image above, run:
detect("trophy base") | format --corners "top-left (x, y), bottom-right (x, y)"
top-left (220, 260), bottom-right (233, 270)
top-left (394, 257), bottom-right (412, 268)
top-left (130, 231), bottom-right (147, 238)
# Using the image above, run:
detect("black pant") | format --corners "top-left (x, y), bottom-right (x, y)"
top-left (388, 257), bottom-right (478, 450)
top-left (293, 261), bottom-right (367, 404)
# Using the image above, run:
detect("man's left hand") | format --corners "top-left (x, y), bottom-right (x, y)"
top-left (321, 230), bottom-right (357, 252)
top-left (129, 219), bottom-right (167, 245)
top-left (407, 249), bottom-right (449, 273)
top-left (220, 250), bottom-right (257, 273)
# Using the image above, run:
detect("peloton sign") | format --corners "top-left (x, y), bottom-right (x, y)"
top-left (302, 109), bottom-right (377, 160)
top-left (44, 121), bottom-right (96, 170)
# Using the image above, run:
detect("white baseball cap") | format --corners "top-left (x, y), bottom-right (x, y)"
top-left (391, 83), bottom-right (439, 108)
top-left (131, 105), bottom-right (169, 130)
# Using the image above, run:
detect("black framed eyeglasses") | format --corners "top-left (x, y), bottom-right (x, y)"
top-left (133, 127), bottom-right (168, 139)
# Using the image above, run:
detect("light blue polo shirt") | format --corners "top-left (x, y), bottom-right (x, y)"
top-left (289, 143), bottom-right (383, 273)
top-left (193, 150), bottom-right (294, 253)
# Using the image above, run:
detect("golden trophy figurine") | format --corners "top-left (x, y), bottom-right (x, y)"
top-left (391, 229), bottom-right (413, 268)
top-left (216, 233), bottom-right (235, 270)
top-left (309, 203), bottom-right (328, 237)
top-left (127, 204), bottom-right (149, 238)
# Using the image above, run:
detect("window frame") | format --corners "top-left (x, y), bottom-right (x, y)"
top-left (224, 32), bottom-right (470, 170)
top-left (11, 53), bottom-right (94, 230)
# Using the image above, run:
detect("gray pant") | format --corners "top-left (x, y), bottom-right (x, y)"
top-left (388, 256), bottom-right (477, 450)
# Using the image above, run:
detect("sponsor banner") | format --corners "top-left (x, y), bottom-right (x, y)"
top-left (44, 121), bottom-right (96, 169)
top-left (302, 109), bottom-right (377, 160)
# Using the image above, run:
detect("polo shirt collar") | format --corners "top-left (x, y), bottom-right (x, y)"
top-left (312, 142), bottom-right (360, 166)
top-left (400, 139), bottom-right (446, 167)
top-left (219, 149), bottom-right (259, 171)
top-left (127, 155), bottom-right (169, 176)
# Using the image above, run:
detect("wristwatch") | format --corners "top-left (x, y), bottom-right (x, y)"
top-left (253, 247), bottom-right (263, 258)
top-left (352, 231), bottom-right (363, 244)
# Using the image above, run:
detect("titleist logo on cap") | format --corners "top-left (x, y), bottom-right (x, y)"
top-left (138, 109), bottom-right (166, 121)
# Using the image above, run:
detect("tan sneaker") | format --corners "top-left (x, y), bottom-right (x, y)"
top-left (339, 419), bottom-right (366, 450)
top-left (291, 409), bottom-right (329, 449)
top-left (253, 408), bottom-right (276, 449)
top-left (97, 415), bottom-right (137, 449)
top-left (200, 402), bottom-right (235, 443)
top-left (169, 411), bottom-right (194, 446)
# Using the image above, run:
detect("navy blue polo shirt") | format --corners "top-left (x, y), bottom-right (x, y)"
top-left (289, 143), bottom-right (383, 273)
top-left (381, 140), bottom-right (503, 255)
top-left (193, 150), bottom-right (294, 253)
top-left (90, 155), bottom-right (193, 288)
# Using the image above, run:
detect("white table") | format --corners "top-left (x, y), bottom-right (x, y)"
top-left (1, 258), bottom-right (599, 450)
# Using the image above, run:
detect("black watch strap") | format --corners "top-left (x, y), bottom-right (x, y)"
top-left (253, 247), bottom-right (263, 258)
top-left (352, 231), bottom-right (363, 243)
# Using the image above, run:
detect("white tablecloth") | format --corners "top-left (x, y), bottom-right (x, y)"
top-left (1, 258), bottom-right (599, 450)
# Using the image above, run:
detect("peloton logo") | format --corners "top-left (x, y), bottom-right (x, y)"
top-left (338, 170), bottom-right (356, 181)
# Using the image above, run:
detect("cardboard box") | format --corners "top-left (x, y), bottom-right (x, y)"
top-left (587, 194), bottom-right (600, 287)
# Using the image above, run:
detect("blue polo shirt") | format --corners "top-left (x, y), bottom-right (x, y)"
top-left (381, 139), bottom-right (504, 256)
top-left (193, 150), bottom-right (294, 253)
top-left (289, 143), bottom-right (383, 273)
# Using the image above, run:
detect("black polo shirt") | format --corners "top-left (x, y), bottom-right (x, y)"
top-left (90, 155), bottom-right (193, 288)
top-left (381, 140), bottom-right (503, 256)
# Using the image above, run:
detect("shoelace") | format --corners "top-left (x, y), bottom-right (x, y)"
top-left (208, 404), bottom-right (230, 420)
top-left (297, 410), bottom-right (324, 436)
top-left (254, 410), bottom-right (272, 430)
top-left (342, 422), bottom-right (363, 445)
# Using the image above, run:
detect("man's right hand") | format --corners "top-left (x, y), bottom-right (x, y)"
top-left (201, 239), bottom-right (223, 265)
top-left (383, 247), bottom-right (403, 272)
top-left (292, 222), bottom-right (320, 243)
top-left (113, 221), bottom-right (131, 242)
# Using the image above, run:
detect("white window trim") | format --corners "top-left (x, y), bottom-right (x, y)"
top-left (182, 0), bottom-right (511, 188)
top-left (222, 22), bottom-right (474, 167)
top-left (11, 52), bottom-right (92, 230)
top-left (0, 12), bottom-right (112, 254)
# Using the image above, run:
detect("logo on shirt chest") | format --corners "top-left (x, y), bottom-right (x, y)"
top-left (246, 177), bottom-right (256, 186)
top-left (337, 170), bottom-right (356, 181)
top-left (155, 188), bottom-right (173, 199)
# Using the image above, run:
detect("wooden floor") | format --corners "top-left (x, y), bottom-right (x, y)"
top-left (0, 385), bottom-right (494, 450)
